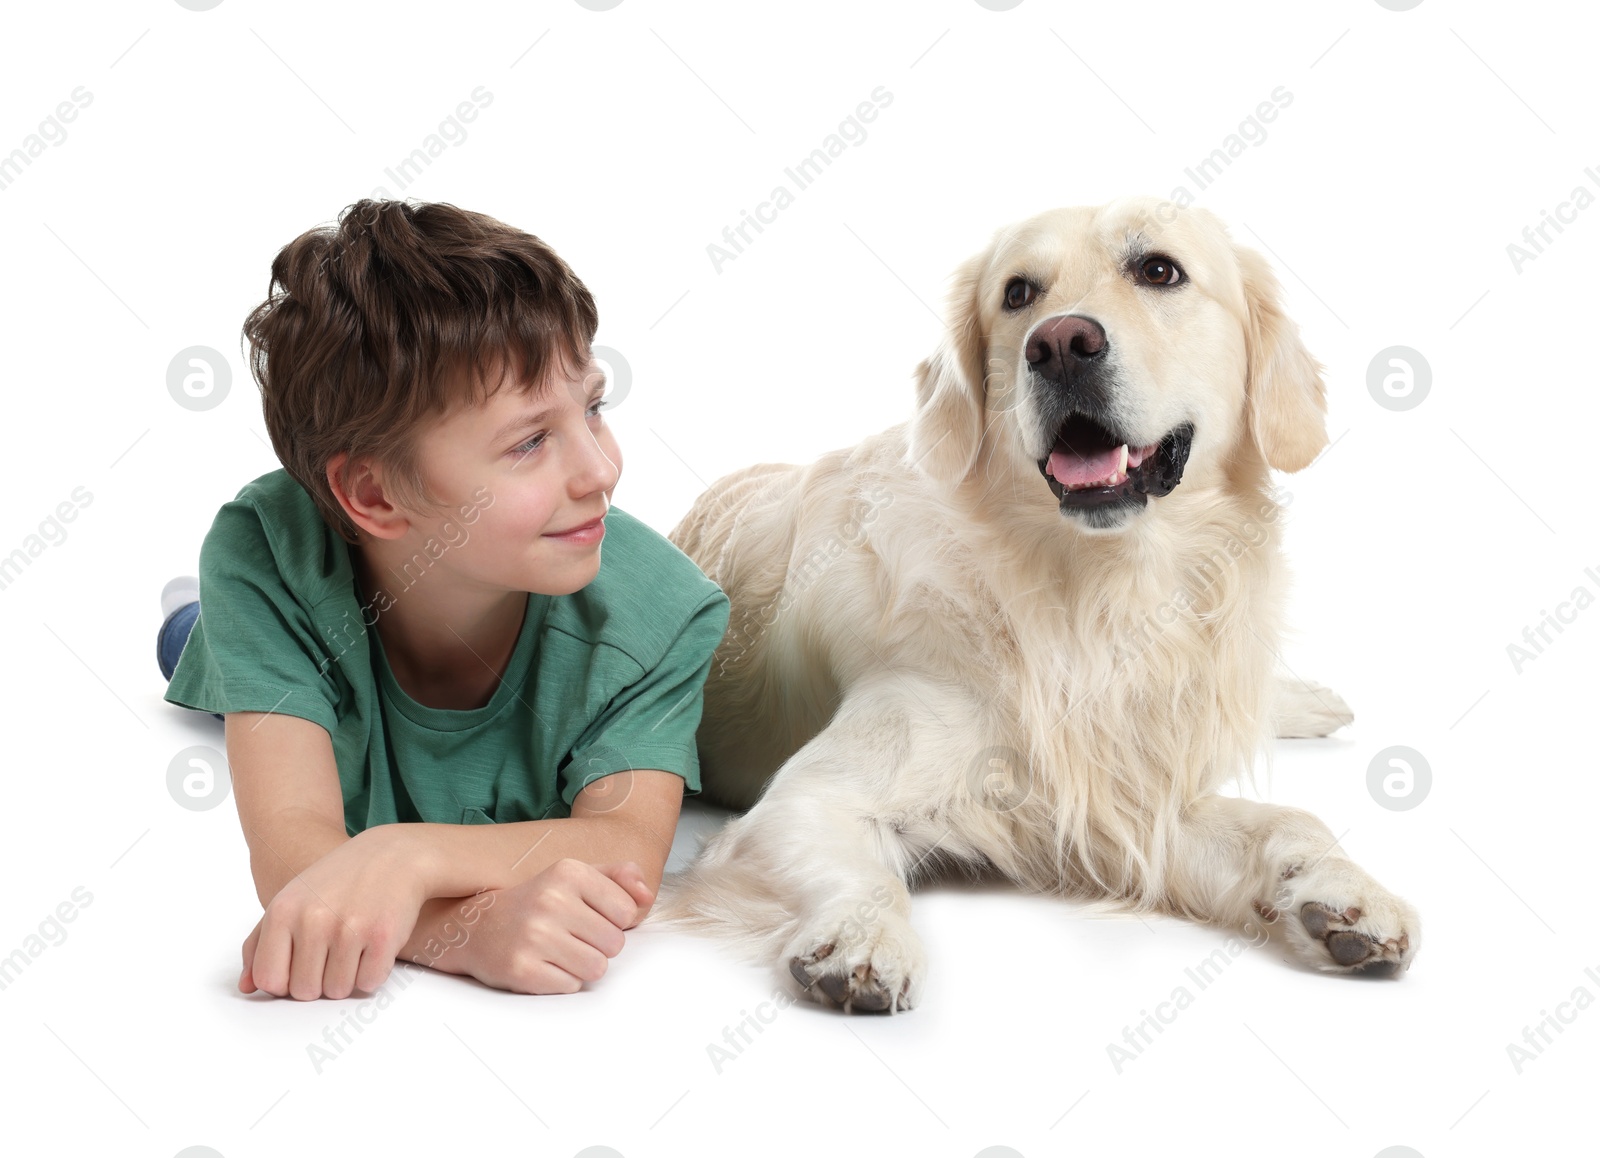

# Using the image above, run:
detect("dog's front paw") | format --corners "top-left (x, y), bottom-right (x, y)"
top-left (784, 909), bottom-right (926, 1013)
top-left (1268, 859), bottom-right (1420, 974)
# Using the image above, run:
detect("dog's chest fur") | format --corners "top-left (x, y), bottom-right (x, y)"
top-left (870, 492), bottom-right (1286, 892)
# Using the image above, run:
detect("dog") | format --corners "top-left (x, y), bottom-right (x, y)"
top-left (650, 196), bottom-right (1420, 1013)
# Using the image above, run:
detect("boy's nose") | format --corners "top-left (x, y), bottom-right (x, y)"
top-left (575, 432), bottom-right (620, 494)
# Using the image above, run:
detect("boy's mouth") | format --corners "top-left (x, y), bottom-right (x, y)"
top-left (545, 514), bottom-right (605, 537)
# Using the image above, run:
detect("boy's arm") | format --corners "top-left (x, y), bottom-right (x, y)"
top-left (225, 711), bottom-right (350, 907)
top-left (227, 709), bottom-right (596, 985)
top-left (374, 768), bottom-right (686, 909)
top-left (230, 709), bottom-right (680, 907)
top-left (229, 709), bottom-right (672, 942)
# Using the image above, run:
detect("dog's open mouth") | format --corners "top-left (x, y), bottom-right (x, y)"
top-left (1036, 414), bottom-right (1195, 510)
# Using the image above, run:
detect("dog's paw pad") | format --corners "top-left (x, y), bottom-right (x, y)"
top-left (787, 942), bottom-right (912, 1014)
top-left (1299, 902), bottom-right (1361, 937)
top-left (1325, 929), bottom-right (1375, 966)
top-left (1299, 902), bottom-right (1387, 967)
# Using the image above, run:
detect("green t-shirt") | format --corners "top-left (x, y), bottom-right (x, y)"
top-left (164, 469), bottom-right (731, 834)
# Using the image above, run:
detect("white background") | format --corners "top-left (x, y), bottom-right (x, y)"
top-left (1, 1), bottom-right (1596, 1155)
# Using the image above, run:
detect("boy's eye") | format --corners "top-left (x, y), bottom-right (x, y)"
top-left (510, 398), bottom-right (606, 459)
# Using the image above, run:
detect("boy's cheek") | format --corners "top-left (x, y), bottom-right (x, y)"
top-left (439, 519), bottom-right (468, 549)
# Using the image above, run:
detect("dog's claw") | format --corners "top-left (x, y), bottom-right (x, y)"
top-left (788, 942), bottom-right (908, 1013)
top-left (787, 956), bottom-right (815, 990)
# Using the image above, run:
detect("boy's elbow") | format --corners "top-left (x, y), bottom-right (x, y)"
top-left (571, 769), bottom-right (687, 886)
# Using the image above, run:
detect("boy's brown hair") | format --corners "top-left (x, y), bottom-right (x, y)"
top-left (243, 199), bottom-right (599, 544)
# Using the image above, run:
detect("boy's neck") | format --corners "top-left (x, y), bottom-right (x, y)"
top-left (349, 535), bottom-right (528, 711)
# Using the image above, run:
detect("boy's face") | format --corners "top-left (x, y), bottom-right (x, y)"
top-left (398, 353), bottom-right (622, 597)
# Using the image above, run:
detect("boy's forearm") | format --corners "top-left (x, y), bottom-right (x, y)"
top-left (245, 811), bottom-right (351, 908)
top-left (397, 895), bottom-right (483, 976)
top-left (395, 815), bottom-right (674, 900)
top-left (243, 823), bottom-right (491, 980)
top-left (240, 813), bottom-right (672, 983)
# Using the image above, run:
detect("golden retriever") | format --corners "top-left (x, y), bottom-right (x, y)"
top-left (650, 196), bottom-right (1420, 1013)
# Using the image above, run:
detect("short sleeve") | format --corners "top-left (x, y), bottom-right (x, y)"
top-left (162, 501), bottom-right (340, 734)
top-left (560, 589), bottom-right (731, 807)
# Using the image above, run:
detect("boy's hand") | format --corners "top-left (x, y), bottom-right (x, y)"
top-left (440, 859), bottom-right (654, 995)
top-left (238, 828), bottom-right (428, 1000)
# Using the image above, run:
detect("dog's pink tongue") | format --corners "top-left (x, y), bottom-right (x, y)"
top-left (1048, 446), bottom-right (1122, 488)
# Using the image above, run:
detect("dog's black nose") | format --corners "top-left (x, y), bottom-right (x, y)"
top-left (1026, 315), bottom-right (1108, 385)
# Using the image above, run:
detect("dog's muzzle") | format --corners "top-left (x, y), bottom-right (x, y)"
top-left (1036, 412), bottom-right (1196, 512)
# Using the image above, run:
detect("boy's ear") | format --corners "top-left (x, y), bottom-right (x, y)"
top-left (907, 249), bottom-right (990, 486)
top-left (325, 452), bottom-right (409, 539)
top-left (1235, 243), bottom-right (1329, 473)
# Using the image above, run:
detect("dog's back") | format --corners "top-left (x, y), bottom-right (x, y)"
top-left (669, 427), bottom-right (936, 810)
top-left (670, 457), bottom-right (839, 810)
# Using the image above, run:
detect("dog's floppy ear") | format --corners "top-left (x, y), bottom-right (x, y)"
top-left (1235, 243), bottom-right (1328, 473)
top-left (907, 250), bottom-right (988, 486)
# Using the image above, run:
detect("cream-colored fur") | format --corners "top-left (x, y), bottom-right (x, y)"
top-left (649, 197), bottom-right (1419, 1013)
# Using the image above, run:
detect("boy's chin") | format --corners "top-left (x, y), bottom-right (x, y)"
top-left (529, 551), bottom-right (602, 596)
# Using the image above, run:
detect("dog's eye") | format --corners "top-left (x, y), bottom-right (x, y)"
top-left (1004, 277), bottom-right (1038, 310)
top-left (1138, 255), bottom-right (1185, 287)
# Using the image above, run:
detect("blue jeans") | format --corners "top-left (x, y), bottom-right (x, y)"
top-left (158, 602), bottom-right (224, 721)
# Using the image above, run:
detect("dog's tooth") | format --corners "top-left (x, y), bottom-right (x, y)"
top-left (1118, 444), bottom-right (1129, 475)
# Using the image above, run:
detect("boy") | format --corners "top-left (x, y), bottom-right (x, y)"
top-left (159, 199), bottom-right (731, 1001)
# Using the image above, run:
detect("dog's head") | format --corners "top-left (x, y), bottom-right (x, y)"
top-left (907, 197), bottom-right (1328, 532)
